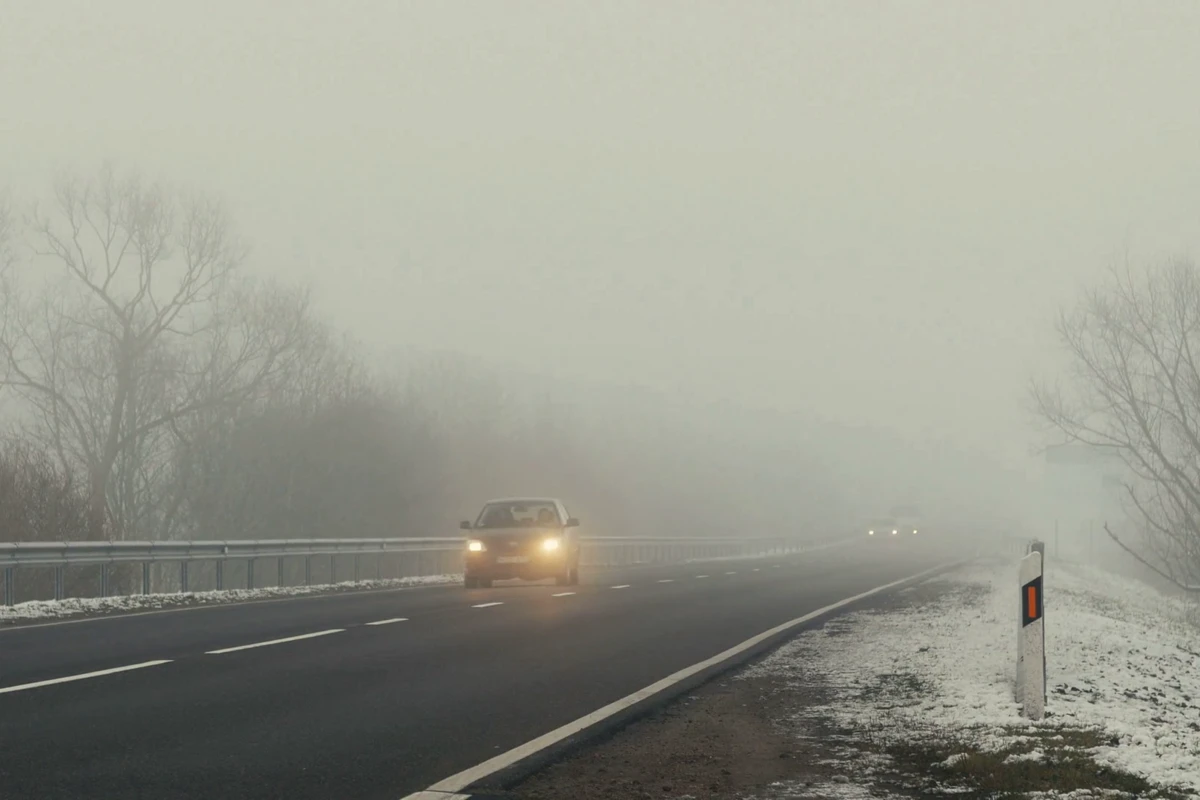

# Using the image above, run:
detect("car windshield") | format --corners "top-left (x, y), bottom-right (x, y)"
top-left (475, 501), bottom-right (560, 529)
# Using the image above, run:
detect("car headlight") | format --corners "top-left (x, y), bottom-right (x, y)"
top-left (542, 537), bottom-right (562, 552)
top-left (868, 530), bottom-right (874, 535)
top-left (891, 529), bottom-right (897, 535)
top-left (913, 529), bottom-right (918, 534)
top-left (467, 540), bottom-right (485, 552)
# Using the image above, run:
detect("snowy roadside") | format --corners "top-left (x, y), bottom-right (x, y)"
top-left (512, 557), bottom-right (1200, 800)
top-left (0, 574), bottom-right (462, 625)
top-left (740, 559), bottom-right (1200, 799)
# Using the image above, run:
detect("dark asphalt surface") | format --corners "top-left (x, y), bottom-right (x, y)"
top-left (0, 539), bottom-right (951, 800)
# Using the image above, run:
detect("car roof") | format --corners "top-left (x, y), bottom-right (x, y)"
top-left (484, 497), bottom-right (561, 505)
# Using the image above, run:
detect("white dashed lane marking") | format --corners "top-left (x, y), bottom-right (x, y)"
top-left (610, 585), bottom-right (631, 590)
top-left (206, 629), bottom-right (344, 655)
top-left (551, 592), bottom-right (576, 597)
top-left (365, 618), bottom-right (408, 626)
top-left (471, 602), bottom-right (504, 609)
top-left (725, 571), bottom-right (737, 575)
top-left (695, 575), bottom-right (709, 579)
top-left (657, 579), bottom-right (674, 583)
top-left (0, 660), bottom-right (173, 695)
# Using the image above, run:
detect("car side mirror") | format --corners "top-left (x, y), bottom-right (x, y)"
top-left (460, 521), bottom-right (472, 530)
top-left (565, 518), bottom-right (580, 528)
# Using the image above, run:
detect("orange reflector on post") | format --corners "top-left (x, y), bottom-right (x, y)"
top-left (1021, 575), bottom-right (1043, 626)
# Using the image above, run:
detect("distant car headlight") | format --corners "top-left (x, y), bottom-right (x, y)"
top-left (542, 537), bottom-right (562, 552)
top-left (868, 530), bottom-right (875, 536)
top-left (891, 529), bottom-right (898, 535)
top-left (913, 529), bottom-right (918, 534)
top-left (467, 540), bottom-right (485, 552)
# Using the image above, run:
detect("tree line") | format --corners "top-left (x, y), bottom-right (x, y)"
top-left (0, 165), bottom-right (847, 572)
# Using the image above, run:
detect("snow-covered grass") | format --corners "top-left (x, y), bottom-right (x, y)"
top-left (741, 558), bottom-right (1200, 799)
top-left (0, 574), bottom-right (461, 624)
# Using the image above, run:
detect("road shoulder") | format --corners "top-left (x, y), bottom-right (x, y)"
top-left (507, 561), bottom-right (1199, 799)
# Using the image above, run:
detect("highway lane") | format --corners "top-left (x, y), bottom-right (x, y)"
top-left (0, 556), bottom-right (835, 686)
top-left (0, 540), bottom-right (948, 800)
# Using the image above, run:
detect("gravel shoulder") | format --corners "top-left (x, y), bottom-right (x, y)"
top-left (507, 587), bottom-right (920, 800)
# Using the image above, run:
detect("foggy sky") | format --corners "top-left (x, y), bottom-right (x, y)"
top-left (4, 1), bottom-right (1200, 473)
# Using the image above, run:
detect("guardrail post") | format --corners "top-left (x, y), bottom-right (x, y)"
top-left (305, 556), bottom-right (312, 586)
top-left (3, 566), bottom-right (12, 606)
top-left (278, 557), bottom-right (285, 587)
top-left (54, 566), bottom-right (64, 600)
top-left (1017, 549), bottom-right (1046, 720)
top-left (100, 563), bottom-right (109, 597)
top-left (216, 560), bottom-right (224, 591)
top-left (180, 561), bottom-right (189, 593)
top-left (142, 562), bottom-right (151, 595)
top-left (330, 554), bottom-right (336, 584)
top-left (354, 554), bottom-right (361, 583)
top-left (247, 558), bottom-right (255, 590)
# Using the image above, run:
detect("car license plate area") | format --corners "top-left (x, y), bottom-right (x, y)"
top-left (497, 556), bottom-right (530, 564)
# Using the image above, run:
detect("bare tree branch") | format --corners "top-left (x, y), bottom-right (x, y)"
top-left (1035, 257), bottom-right (1200, 587)
top-left (0, 166), bottom-right (314, 540)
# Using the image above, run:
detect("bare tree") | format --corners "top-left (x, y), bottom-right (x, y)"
top-left (1033, 257), bottom-right (1200, 591)
top-left (0, 192), bottom-right (13, 271)
top-left (0, 166), bottom-right (311, 540)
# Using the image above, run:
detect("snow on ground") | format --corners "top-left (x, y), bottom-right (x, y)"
top-left (0, 574), bottom-right (461, 623)
top-left (742, 558), bottom-right (1200, 796)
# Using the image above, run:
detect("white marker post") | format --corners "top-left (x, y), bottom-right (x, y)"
top-left (1017, 549), bottom-right (1045, 720)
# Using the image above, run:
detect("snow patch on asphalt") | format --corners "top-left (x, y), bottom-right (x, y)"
top-left (0, 574), bottom-right (461, 623)
top-left (742, 559), bottom-right (1200, 796)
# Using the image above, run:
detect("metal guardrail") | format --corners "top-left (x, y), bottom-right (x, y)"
top-left (0, 535), bottom-right (824, 606)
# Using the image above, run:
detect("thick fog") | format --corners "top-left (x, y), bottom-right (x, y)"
top-left (3, 2), bottom-right (1200, 550)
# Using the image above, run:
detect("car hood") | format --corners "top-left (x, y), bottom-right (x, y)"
top-left (469, 527), bottom-right (561, 539)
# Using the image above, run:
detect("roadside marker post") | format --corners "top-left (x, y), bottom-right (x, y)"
top-left (1017, 548), bottom-right (1046, 720)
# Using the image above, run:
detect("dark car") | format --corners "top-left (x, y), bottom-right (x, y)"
top-left (460, 498), bottom-right (581, 588)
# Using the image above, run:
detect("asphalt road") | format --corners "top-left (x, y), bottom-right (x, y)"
top-left (0, 538), bottom-right (950, 800)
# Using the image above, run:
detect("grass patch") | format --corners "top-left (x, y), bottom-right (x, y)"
top-left (859, 671), bottom-right (929, 704)
top-left (859, 726), bottom-right (1191, 799)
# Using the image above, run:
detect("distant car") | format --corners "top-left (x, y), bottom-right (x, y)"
top-left (460, 498), bottom-right (582, 588)
top-left (866, 517), bottom-right (918, 538)
top-left (867, 517), bottom-right (897, 538)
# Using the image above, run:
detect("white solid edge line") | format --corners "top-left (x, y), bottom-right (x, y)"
top-left (551, 592), bottom-right (576, 597)
top-left (407, 560), bottom-right (964, 797)
top-left (205, 628), bottom-right (344, 655)
top-left (0, 659), bottom-right (173, 695)
top-left (610, 585), bottom-right (631, 589)
top-left (366, 618), bottom-right (409, 626)
top-left (471, 602), bottom-right (504, 608)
